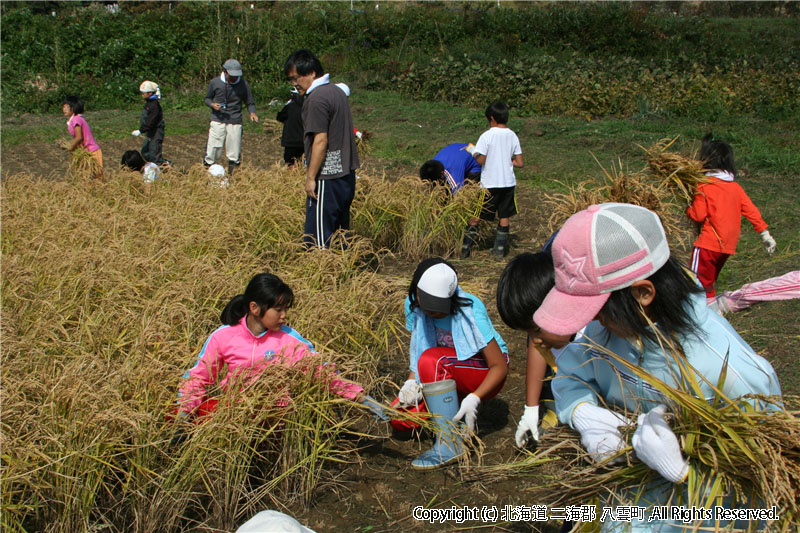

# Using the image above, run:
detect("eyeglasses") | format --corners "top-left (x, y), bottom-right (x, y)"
top-left (287, 72), bottom-right (310, 83)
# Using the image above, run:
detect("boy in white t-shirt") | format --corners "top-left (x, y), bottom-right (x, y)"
top-left (462, 101), bottom-right (524, 259)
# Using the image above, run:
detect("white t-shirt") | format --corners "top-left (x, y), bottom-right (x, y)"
top-left (474, 127), bottom-right (522, 188)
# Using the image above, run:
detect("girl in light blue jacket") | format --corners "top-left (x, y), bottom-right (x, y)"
top-left (532, 203), bottom-right (781, 532)
top-left (395, 258), bottom-right (509, 470)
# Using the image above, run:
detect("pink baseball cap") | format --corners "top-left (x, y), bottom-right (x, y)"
top-left (533, 203), bottom-right (670, 336)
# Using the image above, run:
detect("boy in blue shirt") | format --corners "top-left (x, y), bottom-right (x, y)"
top-left (462, 102), bottom-right (523, 259)
top-left (419, 143), bottom-right (482, 194)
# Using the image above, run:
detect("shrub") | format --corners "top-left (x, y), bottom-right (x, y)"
top-left (1, 3), bottom-right (797, 118)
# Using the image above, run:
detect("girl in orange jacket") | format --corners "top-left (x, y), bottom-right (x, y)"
top-left (687, 134), bottom-right (776, 301)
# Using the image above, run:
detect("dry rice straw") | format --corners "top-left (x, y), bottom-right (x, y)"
top-left (468, 332), bottom-right (798, 531)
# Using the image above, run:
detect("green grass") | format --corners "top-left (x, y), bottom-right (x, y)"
top-left (345, 91), bottom-right (800, 187)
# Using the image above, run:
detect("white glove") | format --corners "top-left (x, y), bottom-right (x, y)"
top-left (760, 230), bottom-right (776, 255)
top-left (454, 393), bottom-right (481, 432)
top-left (571, 402), bottom-right (631, 464)
top-left (398, 379), bottom-right (423, 407)
top-left (515, 404), bottom-right (540, 448)
top-left (465, 143), bottom-right (477, 155)
top-left (131, 130), bottom-right (141, 137)
top-left (632, 404), bottom-right (689, 483)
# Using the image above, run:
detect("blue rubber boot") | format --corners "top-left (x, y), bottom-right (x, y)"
top-left (411, 379), bottom-right (465, 470)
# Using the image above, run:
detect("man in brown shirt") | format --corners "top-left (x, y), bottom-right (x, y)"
top-left (284, 49), bottom-right (360, 249)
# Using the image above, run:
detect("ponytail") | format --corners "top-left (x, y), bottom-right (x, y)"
top-left (220, 273), bottom-right (295, 326)
top-left (220, 294), bottom-right (250, 325)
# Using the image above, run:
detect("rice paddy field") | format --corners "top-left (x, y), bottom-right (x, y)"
top-left (2, 92), bottom-right (799, 532)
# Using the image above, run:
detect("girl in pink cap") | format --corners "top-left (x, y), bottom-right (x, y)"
top-left (533, 203), bottom-right (780, 531)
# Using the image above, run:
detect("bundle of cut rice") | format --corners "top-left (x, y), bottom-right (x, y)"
top-left (543, 158), bottom-right (695, 250)
top-left (640, 136), bottom-right (710, 203)
top-left (355, 129), bottom-right (372, 158)
top-left (68, 146), bottom-right (102, 180)
top-left (468, 336), bottom-right (800, 531)
top-left (542, 179), bottom-right (606, 232)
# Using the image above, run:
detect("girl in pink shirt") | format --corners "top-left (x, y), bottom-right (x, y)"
top-left (63, 95), bottom-right (103, 179)
top-left (178, 273), bottom-right (386, 420)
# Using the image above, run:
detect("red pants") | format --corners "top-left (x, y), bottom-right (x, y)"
top-left (691, 247), bottom-right (730, 299)
top-left (416, 346), bottom-right (507, 399)
top-left (391, 346), bottom-right (508, 432)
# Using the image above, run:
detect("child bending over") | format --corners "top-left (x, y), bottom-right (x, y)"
top-left (394, 258), bottom-right (509, 469)
top-left (535, 203), bottom-right (781, 531)
top-left (62, 95), bottom-right (103, 180)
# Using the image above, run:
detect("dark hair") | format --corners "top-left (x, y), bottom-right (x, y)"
top-left (419, 160), bottom-right (445, 182)
top-left (700, 133), bottom-right (736, 175)
top-left (220, 273), bottom-right (294, 326)
top-left (63, 95), bottom-right (84, 115)
top-left (121, 150), bottom-right (146, 172)
top-left (284, 49), bottom-right (323, 78)
top-left (485, 101), bottom-right (509, 124)
top-left (599, 257), bottom-right (704, 343)
top-left (407, 257), bottom-right (471, 314)
top-left (496, 252), bottom-right (555, 331)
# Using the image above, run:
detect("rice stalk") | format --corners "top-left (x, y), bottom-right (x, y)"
top-left (356, 130), bottom-right (372, 158)
top-left (261, 118), bottom-right (283, 141)
top-left (542, 179), bottom-right (607, 232)
top-left (0, 163), bottom-right (412, 532)
top-left (68, 146), bottom-right (102, 180)
top-left (542, 153), bottom-right (698, 250)
top-left (466, 330), bottom-right (799, 531)
top-left (352, 174), bottom-right (481, 260)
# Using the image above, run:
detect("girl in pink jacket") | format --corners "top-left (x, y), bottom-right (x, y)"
top-left (178, 273), bottom-right (385, 419)
top-left (63, 95), bottom-right (104, 180)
